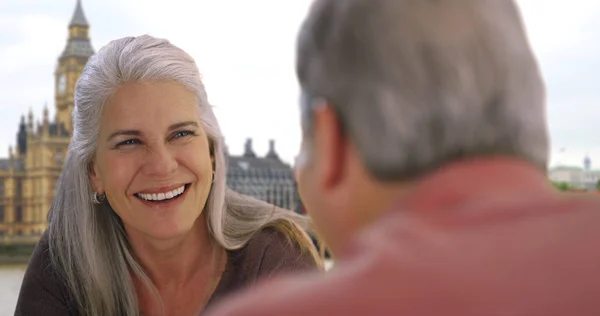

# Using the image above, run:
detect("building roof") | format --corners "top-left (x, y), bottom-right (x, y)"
top-left (229, 139), bottom-right (290, 175)
top-left (227, 156), bottom-right (294, 182)
top-left (0, 158), bottom-right (24, 171)
top-left (229, 155), bottom-right (290, 171)
top-left (225, 139), bottom-right (296, 195)
top-left (69, 0), bottom-right (89, 27)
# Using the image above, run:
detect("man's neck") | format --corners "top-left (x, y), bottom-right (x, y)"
top-left (354, 182), bottom-right (409, 227)
top-left (398, 156), bottom-right (552, 213)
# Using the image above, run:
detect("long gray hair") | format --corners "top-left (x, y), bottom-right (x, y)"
top-left (48, 35), bottom-right (319, 316)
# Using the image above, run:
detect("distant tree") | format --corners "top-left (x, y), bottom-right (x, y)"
top-left (552, 181), bottom-right (571, 191)
top-left (596, 179), bottom-right (600, 191)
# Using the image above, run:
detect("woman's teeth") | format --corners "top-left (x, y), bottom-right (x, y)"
top-left (136, 185), bottom-right (186, 201)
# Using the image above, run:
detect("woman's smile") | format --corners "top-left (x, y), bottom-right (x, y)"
top-left (132, 183), bottom-right (193, 210)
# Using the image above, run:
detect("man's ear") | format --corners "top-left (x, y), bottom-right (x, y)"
top-left (89, 161), bottom-right (103, 194)
top-left (312, 102), bottom-right (347, 191)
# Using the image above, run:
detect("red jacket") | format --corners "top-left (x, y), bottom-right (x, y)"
top-left (205, 158), bottom-right (600, 316)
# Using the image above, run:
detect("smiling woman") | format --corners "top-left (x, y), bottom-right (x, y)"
top-left (13, 35), bottom-right (322, 316)
top-left (90, 81), bottom-right (217, 244)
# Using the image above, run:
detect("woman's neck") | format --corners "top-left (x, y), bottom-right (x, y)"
top-left (128, 216), bottom-right (218, 289)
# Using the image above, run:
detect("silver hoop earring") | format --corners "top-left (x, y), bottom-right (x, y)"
top-left (92, 192), bottom-right (106, 204)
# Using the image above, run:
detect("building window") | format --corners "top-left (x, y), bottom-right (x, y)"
top-left (0, 205), bottom-right (4, 222)
top-left (265, 183), bottom-right (271, 203)
top-left (16, 179), bottom-right (22, 198)
top-left (16, 206), bottom-right (23, 223)
top-left (285, 189), bottom-right (293, 210)
top-left (0, 178), bottom-right (4, 198)
top-left (274, 184), bottom-right (281, 208)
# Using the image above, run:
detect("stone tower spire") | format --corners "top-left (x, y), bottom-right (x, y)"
top-left (55, 0), bottom-right (94, 133)
top-left (69, 0), bottom-right (89, 27)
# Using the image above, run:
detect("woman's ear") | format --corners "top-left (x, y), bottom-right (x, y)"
top-left (89, 161), bottom-right (104, 194)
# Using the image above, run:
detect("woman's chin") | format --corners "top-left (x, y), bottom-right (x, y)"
top-left (125, 221), bottom-right (195, 244)
top-left (122, 209), bottom-right (205, 245)
top-left (149, 223), bottom-right (194, 240)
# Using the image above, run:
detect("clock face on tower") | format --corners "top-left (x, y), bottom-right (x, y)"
top-left (58, 74), bottom-right (67, 94)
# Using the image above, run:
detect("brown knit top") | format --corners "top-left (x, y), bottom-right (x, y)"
top-left (14, 227), bottom-right (317, 315)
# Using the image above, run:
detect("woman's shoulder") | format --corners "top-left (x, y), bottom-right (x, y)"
top-left (210, 226), bottom-right (320, 306)
top-left (14, 230), bottom-right (76, 315)
top-left (20, 230), bottom-right (56, 284)
top-left (228, 226), bottom-right (319, 279)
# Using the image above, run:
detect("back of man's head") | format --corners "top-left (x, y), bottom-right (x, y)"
top-left (297, 0), bottom-right (548, 181)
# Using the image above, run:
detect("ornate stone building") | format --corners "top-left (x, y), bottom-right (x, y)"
top-left (226, 139), bottom-right (300, 212)
top-left (0, 0), bottom-right (93, 242)
top-left (0, 1), bottom-right (300, 244)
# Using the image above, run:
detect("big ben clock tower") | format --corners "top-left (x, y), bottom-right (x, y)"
top-left (0, 1), bottom-right (96, 238)
top-left (55, 0), bottom-right (94, 133)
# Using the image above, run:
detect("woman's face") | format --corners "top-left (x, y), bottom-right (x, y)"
top-left (90, 81), bottom-right (214, 241)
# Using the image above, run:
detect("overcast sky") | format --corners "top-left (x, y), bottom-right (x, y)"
top-left (0, 0), bottom-right (598, 168)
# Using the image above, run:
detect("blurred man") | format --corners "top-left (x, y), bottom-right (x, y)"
top-left (205, 0), bottom-right (600, 315)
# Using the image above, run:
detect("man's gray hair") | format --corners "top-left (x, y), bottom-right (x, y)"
top-left (297, 0), bottom-right (549, 180)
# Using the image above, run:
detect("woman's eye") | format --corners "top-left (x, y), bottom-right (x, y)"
top-left (117, 139), bottom-right (141, 147)
top-left (173, 130), bottom-right (195, 139)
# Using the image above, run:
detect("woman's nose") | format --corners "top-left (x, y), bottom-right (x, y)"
top-left (142, 145), bottom-right (178, 177)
